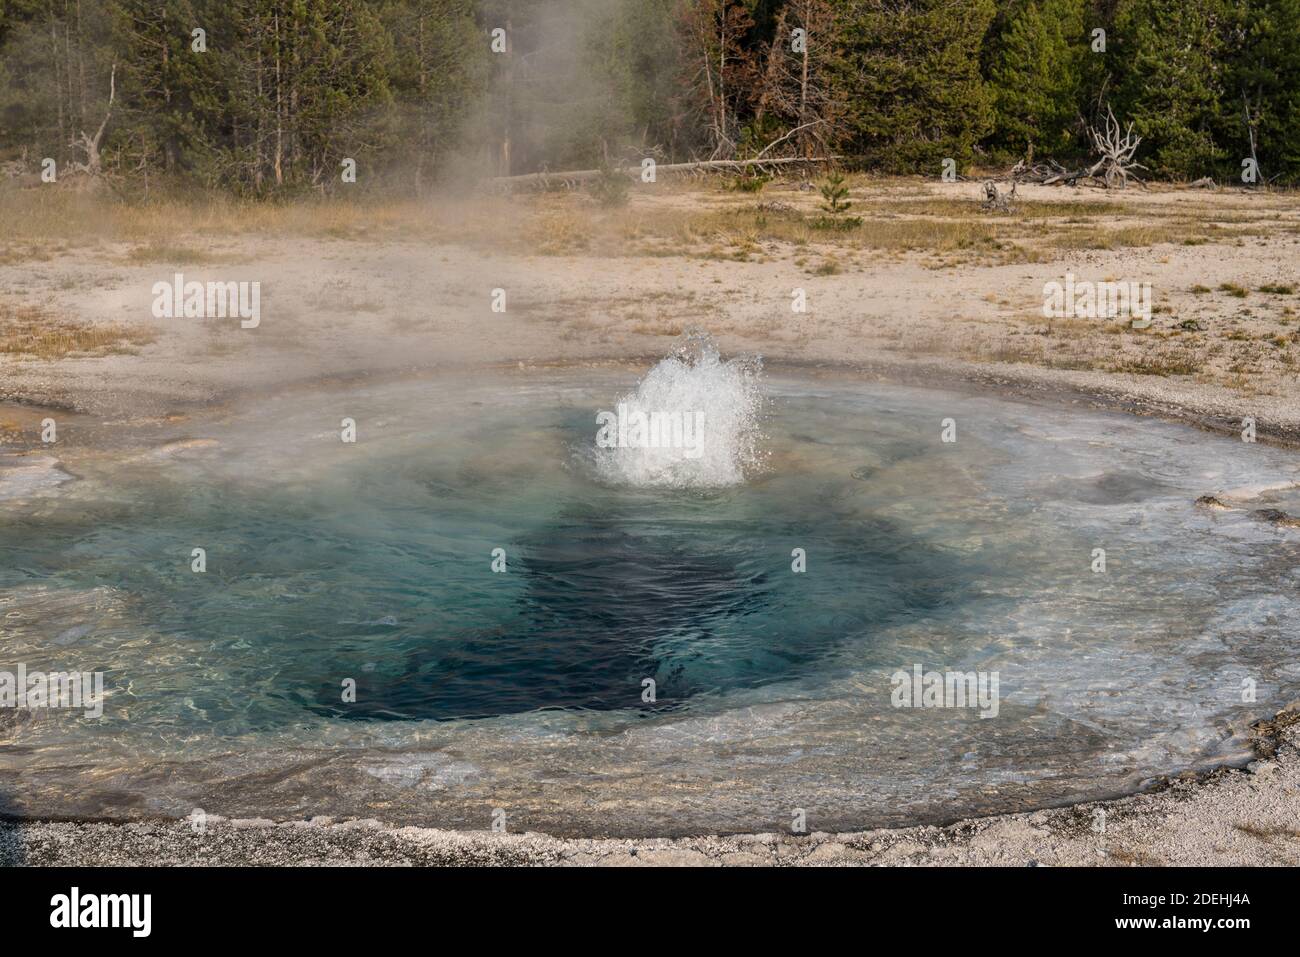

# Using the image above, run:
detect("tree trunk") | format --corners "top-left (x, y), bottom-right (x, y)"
top-left (500, 18), bottom-right (513, 177)
top-left (273, 12), bottom-right (284, 187)
top-left (52, 20), bottom-right (65, 156)
top-left (799, 31), bottom-right (809, 156)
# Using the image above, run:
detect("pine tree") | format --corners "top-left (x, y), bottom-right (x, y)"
top-left (584, 0), bottom-right (682, 159)
top-left (1112, 0), bottom-right (1231, 179)
top-left (111, 0), bottom-right (226, 180)
top-left (379, 1), bottom-right (482, 191)
top-left (5, 0), bottom-right (1299, 189)
top-left (986, 0), bottom-right (1086, 159)
top-left (0, 0), bottom-right (118, 170)
top-left (835, 0), bottom-right (997, 172)
top-left (1225, 0), bottom-right (1300, 184)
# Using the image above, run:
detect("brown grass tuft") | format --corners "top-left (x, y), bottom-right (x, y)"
top-left (0, 301), bottom-right (155, 360)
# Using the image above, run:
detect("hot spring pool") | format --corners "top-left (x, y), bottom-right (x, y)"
top-left (2, 348), bottom-right (1299, 836)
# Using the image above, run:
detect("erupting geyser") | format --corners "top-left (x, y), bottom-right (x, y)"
top-left (592, 331), bottom-right (764, 488)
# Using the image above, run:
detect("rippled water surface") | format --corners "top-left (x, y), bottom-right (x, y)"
top-left (2, 367), bottom-right (1298, 835)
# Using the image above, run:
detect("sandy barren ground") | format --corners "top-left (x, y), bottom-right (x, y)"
top-left (1, 176), bottom-right (1299, 865)
top-left (1, 177), bottom-right (1299, 433)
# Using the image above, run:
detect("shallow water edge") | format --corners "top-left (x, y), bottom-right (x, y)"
top-left (2, 707), bottom-right (1297, 861)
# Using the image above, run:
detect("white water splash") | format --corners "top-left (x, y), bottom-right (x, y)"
top-left (593, 332), bottom-right (764, 488)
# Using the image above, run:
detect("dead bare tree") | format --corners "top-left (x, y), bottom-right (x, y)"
top-left (1242, 89), bottom-right (1261, 187)
top-left (0, 146), bottom-right (30, 180)
top-left (1009, 155), bottom-right (1080, 186)
top-left (69, 62), bottom-right (116, 178)
top-left (679, 0), bottom-right (756, 160)
top-left (753, 0), bottom-right (842, 159)
top-left (1086, 105), bottom-right (1146, 188)
top-left (1003, 104), bottom-right (1150, 190)
top-left (981, 180), bottom-right (1017, 212)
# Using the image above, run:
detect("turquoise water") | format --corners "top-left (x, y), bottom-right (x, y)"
top-left (2, 367), bottom-right (1299, 834)
top-left (3, 379), bottom-right (966, 725)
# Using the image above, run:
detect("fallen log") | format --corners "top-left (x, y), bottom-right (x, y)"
top-left (486, 156), bottom-right (840, 190)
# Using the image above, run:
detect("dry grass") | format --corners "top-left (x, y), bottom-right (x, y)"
top-left (873, 197), bottom-right (1125, 219)
top-left (523, 203), bottom-right (592, 255)
top-left (0, 241), bottom-right (67, 265)
top-left (0, 301), bottom-right (155, 360)
top-left (614, 204), bottom-right (1024, 265)
top-left (1108, 354), bottom-right (1202, 377)
top-left (605, 193), bottom-right (1274, 264)
top-left (0, 180), bottom-right (1289, 269)
top-left (120, 242), bottom-right (247, 265)
top-left (1049, 223), bottom-right (1208, 250)
top-left (0, 188), bottom-right (498, 245)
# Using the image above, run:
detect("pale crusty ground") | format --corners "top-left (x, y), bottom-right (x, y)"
top-left (1, 178), bottom-right (1299, 436)
top-left (2, 178), bottom-right (1299, 866)
top-left (3, 710), bottom-right (1296, 866)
